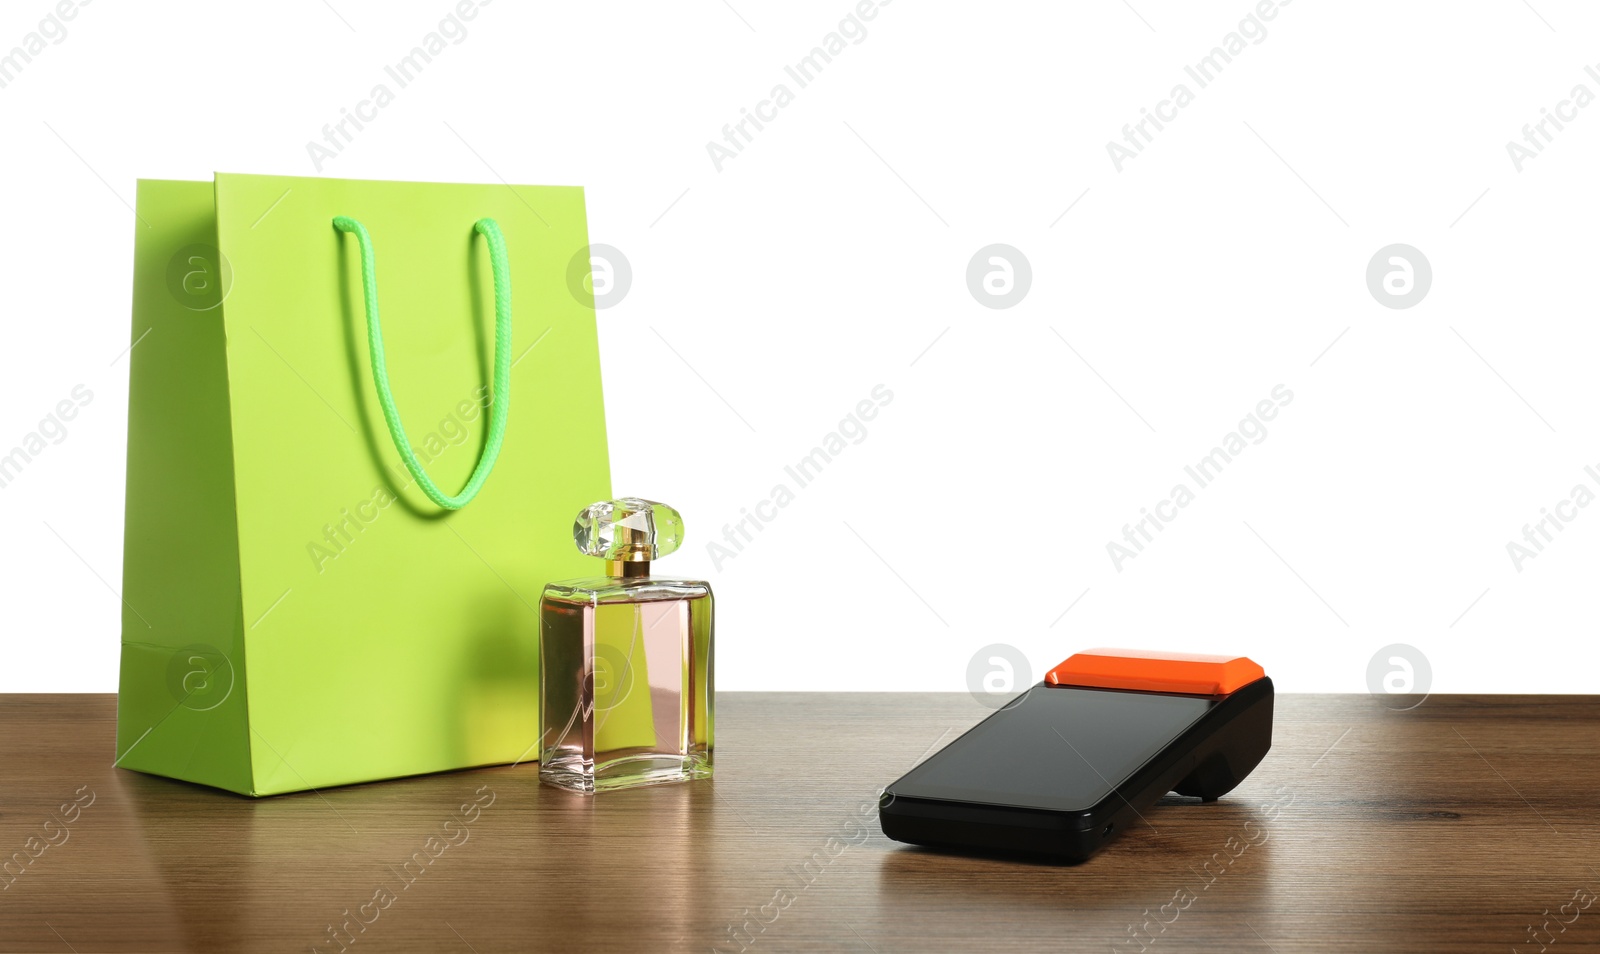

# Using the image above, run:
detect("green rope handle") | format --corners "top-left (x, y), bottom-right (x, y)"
top-left (332, 214), bottom-right (511, 511)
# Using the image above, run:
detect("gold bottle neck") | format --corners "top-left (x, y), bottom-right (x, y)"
top-left (608, 558), bottom-right (651, 579)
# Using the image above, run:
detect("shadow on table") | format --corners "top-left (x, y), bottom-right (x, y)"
top-left (115, 764), bottom-right (719, 953)
top-left (872, 799), bottom-right (1278, 943)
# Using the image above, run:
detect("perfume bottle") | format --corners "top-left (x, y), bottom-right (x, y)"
top-left (539, 498), bottom-right (713, 793)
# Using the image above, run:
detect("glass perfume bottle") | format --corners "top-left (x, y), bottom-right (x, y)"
top-left (539, 498), bottom-right (713, 793)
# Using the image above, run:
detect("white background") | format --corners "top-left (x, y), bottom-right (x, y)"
top-left (2, 0), bottom-right (1598, 695)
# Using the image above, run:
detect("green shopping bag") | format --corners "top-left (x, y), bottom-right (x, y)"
top-left (116, 173), bottom-right (611, 796)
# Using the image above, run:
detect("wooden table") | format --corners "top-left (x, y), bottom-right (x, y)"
top-left (1, 693), bottom-right (1597, 953)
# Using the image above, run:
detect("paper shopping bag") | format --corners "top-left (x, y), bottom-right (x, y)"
top-left (116, 173), bottom-right (611, 795)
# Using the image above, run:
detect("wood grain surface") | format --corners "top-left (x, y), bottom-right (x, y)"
top-left (1, 693), bottom-right (1598, 953)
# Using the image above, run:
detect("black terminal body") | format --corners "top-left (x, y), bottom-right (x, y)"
top-left (879, 676), bottom-right (1274, 864)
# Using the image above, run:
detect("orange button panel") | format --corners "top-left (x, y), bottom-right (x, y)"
top-left (1046, 649), bottom-right (1265, 696)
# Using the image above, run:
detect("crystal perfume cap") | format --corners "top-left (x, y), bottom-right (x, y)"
top-left (573, 498), bottom-right (684, 562)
